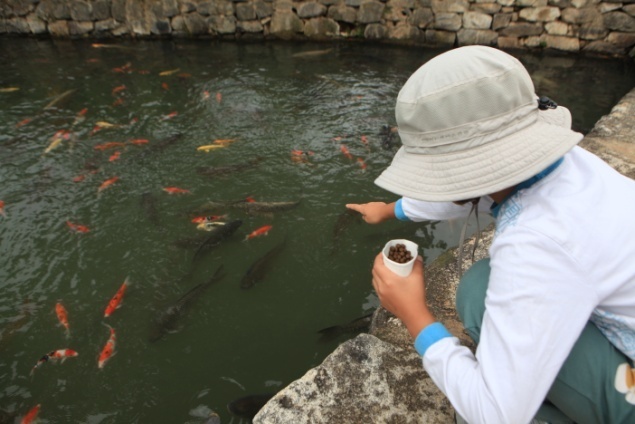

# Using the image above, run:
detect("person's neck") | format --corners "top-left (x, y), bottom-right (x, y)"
top-left (489, 186), bottom-right (517, 204)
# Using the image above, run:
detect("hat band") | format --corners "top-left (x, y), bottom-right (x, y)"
top-left (399, 105), bottom-right (539, 155)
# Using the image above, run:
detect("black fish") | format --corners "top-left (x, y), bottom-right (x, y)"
top-left (140, 192), bottom-right (160, 226)
top-left (227, 393), bottom-right (275, 420)
top-left (380, 124), bottom-right (398, 150)
top-left (331, 208), bottom-right (362, 255)
top-left (172, 234), bottom-right (210, 249)
top-left (317, 312), bottom-right (373, 343)
top-left (149, 265), bottom-right (225, 342)
top-left (192, 219), bottom-right (243, 262)
top-left (240, 240), bottom-right (286, 290)
top-left (197, 156), bottom-right (263, 177)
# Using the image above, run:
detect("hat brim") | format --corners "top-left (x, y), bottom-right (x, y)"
top-left (374, 106), bottom-right (583, 202)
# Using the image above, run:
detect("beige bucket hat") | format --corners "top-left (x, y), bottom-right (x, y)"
top-left (374, 46), bottom-right (583, 202)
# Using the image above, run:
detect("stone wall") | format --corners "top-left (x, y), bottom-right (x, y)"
top-left (1, 0), bottom-right (635, 57)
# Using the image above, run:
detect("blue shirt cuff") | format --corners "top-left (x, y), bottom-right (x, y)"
top-left (414, 322), bottom-right (452, 356)
top-left (394, 199), bottom-right (411, 222)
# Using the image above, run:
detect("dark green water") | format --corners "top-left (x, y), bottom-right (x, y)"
top-left (0, 38), bottom-right (633, 423)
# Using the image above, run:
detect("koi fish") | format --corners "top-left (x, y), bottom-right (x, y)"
top-left (20, 404), bottom-right (40, 424)
top-left (98, 176), bottom-right (119, 193)
top-left (31, 349), bottom-right (78, 375)
top-left (98, 324), bottom-right (116, 369)
top-left (66, 220), bottom-right (90, 234)
top-left (191, 215), bottom-right (226, 224)
top-left (177, 73), bottom-right (192, 79)
top-left (161, 111), bottom-right (178, 121)
top-left (112, 97), bottom-right (124, 107)
top-left (357, 157), bottom-right (367, 170)
top-left (112, 85), bottom-right (126, 95)
top-left (55, 302), bottom-right (70, 337)
top-left (72, 174), bottom-right (86, 183)
top-left (163, 187), bottom-right (191, 195)
top-left (16, 118), bottom-right (31, 128)
top-left (245, 225), bottom-right (273, 240)
top-left (245, 196), bottom-right (256, 203)
top-left (214, 138), bottom-right (237, 145)
top-left (109, 151), bottom-right (121, 162)
top-left (129, 117), bottom-right (139, 125)
top-left (0, 87), bottom-right (19, 93)
top-left (137, 69), bottom-right (150, 75)
top-left (203, 90), bottom-right (210, 100)
top-left (197, 221), bottom-right (228, 231)
top-left (104, 278), bottom-right (129, 318)
top-left (129, 139), bottom-right (149, 145)
top-left (159, 68), bottom-right (180, 76)
top-left (96, 121), bottom-right (118, 128)
top-left (216, 92), bottom-right (222, 103)
top-left (90, 125), bottom-right (102, 136)
top-left (43, 130), bottom-right (71, 154)
top-left (361, 135), bottom-right (368, 145)
top-left (112, 63), bottom-right (132, 73)
top-left (0, 200), bottom-right (5, 217)
top-left (161, 82), bottom-right (169, 91)
top-left (197, 144), bottom-right (225, 152)
top-left (340, 144), bottom-right (353, 160)
top-left (72, 108), bottom-right (88, 126)
top-left (94, 142), bottom-right (125, 151)
top-left (331, 136), bottom-right (343, 142)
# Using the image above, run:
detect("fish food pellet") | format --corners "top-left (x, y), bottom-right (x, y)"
top-left (387, 243), bottom-right (413, 264)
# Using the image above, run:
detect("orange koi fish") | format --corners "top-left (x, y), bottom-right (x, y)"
top-left (90, 125), bottom-right (102, 136)
top-left (104, 278), bottom-right (129, 318)
top-left (16, 118), bottom-right (31, 128)
top-left (55, 302), bottom-right (70, 337)
top-left (340, 144), bottom-right (353, 160)
top-left (163, 187), bottom-right (190, 195)
top-left (66, 220), bottom-right (90, 234)
top-left (177, 73), bottom-right (192, 79)
top-left (159, 68), bottom-right (180, 76)
top-left (72, 174), bottom-right (86, 183)
top-left (161, 111), bottom-right (178, 121)
top-left (112, 62), bottom-right (132, 73)
top-left (31, 349), bottom-right (78, 375)
top-left (86, 58), bottom-right (100, 63)
top-left (129, 138), bottom-right (149, 145)
top-left (203, 90), bottom-right (210, 100)
top-left (109, 151), bottom-right (121, 162)
top-left (357, 157), bottom-right (367, 171)
top-left (0, 200), bottom-right (5, 217)
top-left (191, 215), bottom-right (226, 224)
top-left (112, 85), bottom-right (126, 95)
top-left (112, 97), bottom-right (124, 107)
top-left (245, 225), bottom-right (273, 240)
top-left (72, 108), bottom-right (88, 126)
top-left (361, 135), bottom-right (368, 145)
top-left (129, 117), bottom-right (139, 125)
top-left (98, 324), bottom-right (116, 369)
top-left (98, 176), bottom-right (119, 193)
top-left (331, 136), bottom-right (343, 142)
top-left (213, 138), bottom-right (237, 145)
top-left (94, 142), bottom-right (125, 151)
top-left (20, 404), bottom-right (40, 424)
top-left (245, 196), bottom-right (256, 203)
top-left (161, 82), bottom-right (169, 91)
top-left (216, 92), bottom-right (222, 103)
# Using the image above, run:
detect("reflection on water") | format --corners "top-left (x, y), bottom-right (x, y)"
top-left (0, 38), bottom-right (633, 423)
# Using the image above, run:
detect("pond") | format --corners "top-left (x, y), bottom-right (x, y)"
top-left (0, 38), bottom-right (633, 423)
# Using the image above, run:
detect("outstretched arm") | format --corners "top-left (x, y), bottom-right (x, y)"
top-left (345, 202), bottom-right (396, 224)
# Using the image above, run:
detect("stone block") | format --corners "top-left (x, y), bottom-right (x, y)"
top-left (270, 10), bottom-right (304, 38)
top-left (69, 0), bottom-right (91, 21)
top-left (384, 3), bottom-right (411, 22)
top-left (571, 0), bottom-right (601, 7)
top-left (254, 1), bottom-right (274, 18)
top-left (497, 0), bottom-right (515, 6)
top-left (210, 14), bottom-right (237, 33)
top-left (328, 5), bottom-right (357, 23)
top-left (583, 40), bottom-right (627, 54)
top-left (549, 0), bottom-right (570, 7)
top-left (470, 3), bottom-right (502, 14)
top-left (499, 21), bottom-right (543, 36)
top-left (457, 28), bottom-right (497, 45)
top-left (68, 20), bottom-right (94, 35)
top-left (463, 11), bottom-right (493, 29)
top-left (26, 13), bottom-right (47, 34)
top-left (516, 0), bottom-right (548, 6)
top-left (304, 17), bottom-right (339, 38)
top-left (389, 23), bottom-right (423, 40)
top-left (357, 1), bottom-right (385, 23)
top-left (431, 0), bottom-right (469, 13)
top-left (561, 6), bottom-right (601, 23)
top-left (425, 28), bottom-right (456, 45)
top-left (543, 34), bottom-right (580, 50)
top-left (575, 17), bottom-right (608, 39)
top-left (320, 0), bottom-right (340, 5)
top-left (624, 4), bottom-right (635, 17)
top-left (364, 22), bottom-right (389, 38)
top-left (48, 20), bottom-right (70, 36)
top-left (4, 17), bottom-right (30, 33)
top-left (604, 11), bottom-right (635, 31)
top-left (607, 31), bottom-right (635, 47)
top-left (95, 18), bottom-right (118, 31)
top-left (409, 7), bottom-right (434, 27)
top-left (492, 12), bottom-right (512, 30)
top-left (238, 19), bottom-right (264, 32)
top-left (519, 6), bottom-right (560, 21)
top-left (236, 3), bottom-right (256, 20)
top-left (112, 0), bottom-right (125, 22)
top-left (91, 0), bottom-right (112, 20)
top-left (523, 35), bottom-right (543, 46)
top-left (434, 12), bottom-right (463, 31)
top-left (599, 3), bottom-right (623, 13)
top-left (151, 18), bottom-right (172, 34)
top-left (297, 2), bottom-right (327, 18)
top-left (196, 1), bottom-right (214, 15)
top-left (346, 0), bottom-right (363, 6)
top-left (497, 35), bottom-right (523, 48)
top-left (183, 11), bottom-right (208, 34)
top-left (545, 20), bottom-right (568, 34)
top-left (275, 0), bottom-right (294, 11)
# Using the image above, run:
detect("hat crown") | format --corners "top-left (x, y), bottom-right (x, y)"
top-left (396, 46), bottom-right (538, 153)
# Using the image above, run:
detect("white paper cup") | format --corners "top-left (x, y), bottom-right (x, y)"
top-left (382, 239), bottom-right (419, 277)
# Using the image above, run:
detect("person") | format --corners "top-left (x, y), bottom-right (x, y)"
top-left (346, 46), bottom-right (635, 424)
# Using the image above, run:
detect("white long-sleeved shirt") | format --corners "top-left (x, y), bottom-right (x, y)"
top-left (397, 146), bottom-right (635, 423)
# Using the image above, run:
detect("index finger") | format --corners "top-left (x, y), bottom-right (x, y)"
top-left (345, 203), bottom-right (363, 213)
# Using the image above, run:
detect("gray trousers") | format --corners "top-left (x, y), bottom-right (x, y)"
top-left (455, 258), bottom-right (635, 424)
